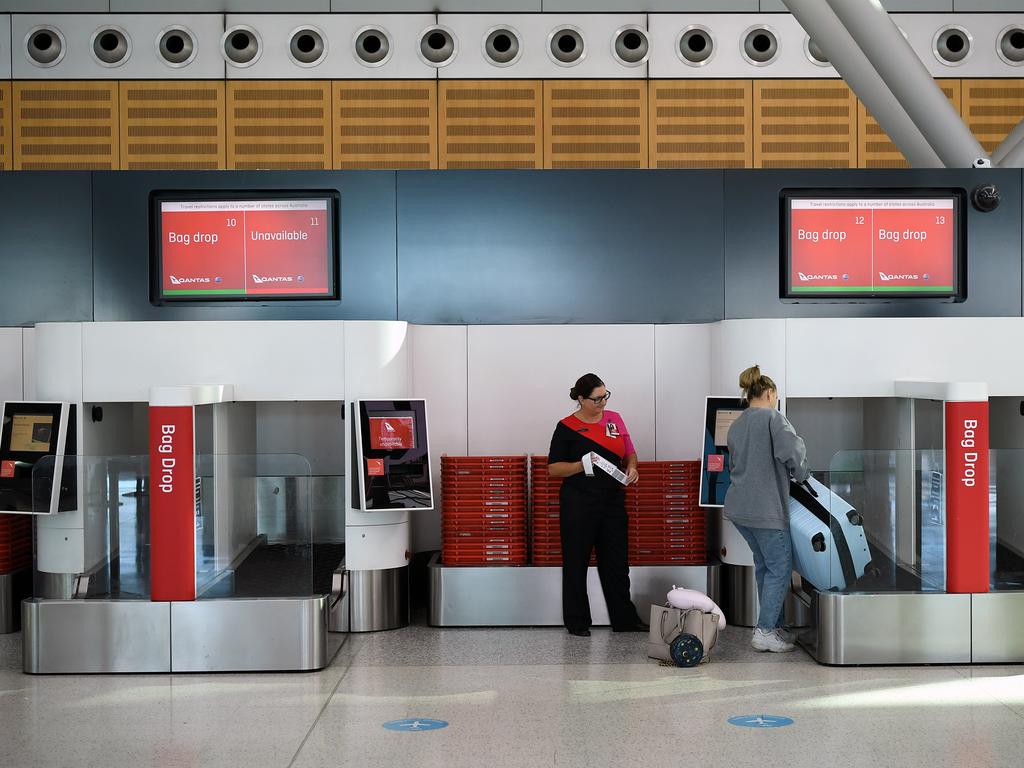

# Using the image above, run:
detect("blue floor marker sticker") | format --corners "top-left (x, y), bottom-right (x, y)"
top-left (383, 718), bottom-right (449, 732)
top-left (728, 715), bottom-right (794, 729)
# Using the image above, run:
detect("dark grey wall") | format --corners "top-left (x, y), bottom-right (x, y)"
top-left (723, 169), bottom-right (1023, 319)
top-left (0, 173), bottom-right (93, 326)
top-left (91, 170), bottom-right (398, 322)
top-left (1, 168), bottom-right (1022, 326)
top-left (396, 171), bottom-right (724, 324)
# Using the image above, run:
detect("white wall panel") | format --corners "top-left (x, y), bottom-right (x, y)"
top-left (35, 323), bottom-right (83, 402)
top-left (342, 321), bottom-right (410, 400)
top-left (225, 13), bottom-right (435, 79)
top-left (650, 13), bottom-right (838, 79)
top-left (410, 324), bottom-right (468, 551)
top-left (653, 324), bottom-right (711, 461)
top-left (0, 328), bottom-right (23, 402)
top-left (895, 13), bottom-right (1024, 78)
top-left (81, 321), bottom-right (345, 402)
top-left (440, 13), bottom-right (647, 79)
top-left (786, 317), bottom-right (1024, 398)
top-left (12, 14), bottom-right (226, 79)
top-left (467, 325), bottom-right (656, 459)
top-left (22, 327), bottom-right (36, 401)
top-left (0, 15), bottom-right (11, 80)
top-left (710, 319), bottom-right (788, 402)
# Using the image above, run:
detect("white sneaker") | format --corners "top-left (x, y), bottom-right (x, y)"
top-left (751, 628), bottom-right (795, 653)
top-left (776, 627), bottom-right (799, 644)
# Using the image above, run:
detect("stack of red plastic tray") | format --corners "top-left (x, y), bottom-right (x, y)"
top-left (441, 456), bottom-right (528, 565)
top-left (530, 455), bottom-right (595, 567)
top-left (627, 461), bottom-right (706, 565)
top-left (0, 514), bottom-right (32, 574)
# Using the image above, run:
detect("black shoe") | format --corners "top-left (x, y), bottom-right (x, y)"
top-left (567, 627), bottom-right (591, 637)
top-left (612, 622), bottom-right (649, 633)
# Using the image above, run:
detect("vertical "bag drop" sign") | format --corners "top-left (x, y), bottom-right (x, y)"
top-left (149, 405), bottom-right (196, 601)
top-left (944, 401), bottom-right (990, 594)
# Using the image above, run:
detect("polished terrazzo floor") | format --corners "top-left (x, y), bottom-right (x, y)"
top-left (2, 621), bottom-right (1024, 768)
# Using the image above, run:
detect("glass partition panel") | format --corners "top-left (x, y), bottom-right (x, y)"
top-left (32, 454), bottom-right (150, 599)
top-left (195, 453), bottom-right (320, 599)
top-left (817, 449), bottom-right (946, 593)
top-left (991, 449), bottom-right (1024, 591)
top-left (32, 452), bottom-right (344, 600)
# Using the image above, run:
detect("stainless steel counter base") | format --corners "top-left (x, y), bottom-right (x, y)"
top-left (23, 595), bottom-right (345, 674)
top-left (804, 591), bottom-right (972, 665)
top-left (339, 565), bottom-right (409, 633)
top-left (0, 569), bottom-right (32, 634)
top-left (802, 590), bottom-right (1024, 665)
top-left (429, 554), bottom-right (718, 627)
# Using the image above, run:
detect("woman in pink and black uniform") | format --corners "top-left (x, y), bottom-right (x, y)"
top-left (548, 373), bottom-right (646, 637)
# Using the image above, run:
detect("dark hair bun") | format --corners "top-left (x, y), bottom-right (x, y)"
top-left (570, 373), bottom-right (604, 402)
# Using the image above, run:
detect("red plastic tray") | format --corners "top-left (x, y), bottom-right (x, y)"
top-left (442, 556), bottom-right (528, 566)
top-left (442, 489), bottom-right (528, 500)
top-left (441, 479), bottom-right (528, 488)
top-left (443, 514), bottom-right (528, 524)
top-left (443, 537), bottom-right (527, 548)
top-left (442, 499), bottom-right (528, 510)
top-left (442, 457), bottom-right (527, 468)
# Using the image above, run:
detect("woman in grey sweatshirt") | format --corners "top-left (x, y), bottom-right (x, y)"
top-left (724, 365), bottom-right (810, 653)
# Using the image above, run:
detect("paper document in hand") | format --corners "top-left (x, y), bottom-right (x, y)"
top-left (590, 453), bottom-right (629, 485)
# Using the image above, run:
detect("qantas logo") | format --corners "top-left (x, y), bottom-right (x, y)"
top-left (798, 271), bottom-right (838, 282)
top-left (251, 274), bottom-right (294, 284)
top-left (383, 421), bottom-right (396, 432)
top-left (169, 275), bottom-right (211, 285)
top-left (878, 271), bottom-right (919, 281)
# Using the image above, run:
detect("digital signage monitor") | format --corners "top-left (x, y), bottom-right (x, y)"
top-left (780, 188), bottom-right (967, 301)
top-left (150, 190), bottom-right (340, 303)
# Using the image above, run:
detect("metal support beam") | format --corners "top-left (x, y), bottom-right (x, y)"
top-left (998, 132), bottom-right (1024, 169)
top-left (826, 0), bottom-right (986, 168)
top-left (994, 120), bottom-right (1024, 167)
top-left (783, 0), bottom-right (941, 168)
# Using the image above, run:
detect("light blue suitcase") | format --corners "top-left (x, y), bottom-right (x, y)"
top-left (788, 477), bottom-right (873, 591)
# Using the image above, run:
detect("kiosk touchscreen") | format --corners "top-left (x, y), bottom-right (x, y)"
top-left (352, 399), bottom-right (432, 511)
top-left (0, 401), bottom-right (76, 515)
top-left (699, 397), bottom-right (748, 507)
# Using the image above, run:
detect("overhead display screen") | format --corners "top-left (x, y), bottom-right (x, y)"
top-left (151, 191), bottom-right (339, 303)
top-left (781, 189), bottom-right (966, 301)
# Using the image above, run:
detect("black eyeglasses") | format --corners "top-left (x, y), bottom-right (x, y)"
top-left (583, 391), bottom-right (611, 404)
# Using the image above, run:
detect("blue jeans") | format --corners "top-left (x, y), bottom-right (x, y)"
top-left (733, 524), bottom-right (792, 632)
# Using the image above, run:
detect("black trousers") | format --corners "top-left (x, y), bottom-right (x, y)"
top-left (560, 486), bottom-right (641, 631)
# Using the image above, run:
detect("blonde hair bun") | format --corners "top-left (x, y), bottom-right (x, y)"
top-left (738, 365), bottom-right (761, 391)
top-left (739, 365), bottom-right (776, 402)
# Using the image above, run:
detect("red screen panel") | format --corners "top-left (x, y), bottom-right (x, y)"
top-left (154, 194), bottom-right (337, 302)
top-left (368, 417), bottom-right (416, 451)
top-left (784, 192), bottom-right (962, 300)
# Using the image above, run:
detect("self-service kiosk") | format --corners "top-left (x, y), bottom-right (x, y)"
top-left (0, 401), bottom-right (78, 631)
top-left (336, 399), bottom-right (432, 633)
top-left (0, 401), bottom-right (76, 516)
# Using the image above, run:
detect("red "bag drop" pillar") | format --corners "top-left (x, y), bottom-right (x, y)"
top-left (148, 405), bottom-right (196, 601)
top-left (944, 400), bottom-right (990, 594)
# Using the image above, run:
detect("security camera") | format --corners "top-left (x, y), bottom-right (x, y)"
top-left (971, 184), bottom-right (1000, 213)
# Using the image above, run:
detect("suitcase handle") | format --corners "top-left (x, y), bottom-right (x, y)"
top-left (798, 479), bottom-right (818, 498)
